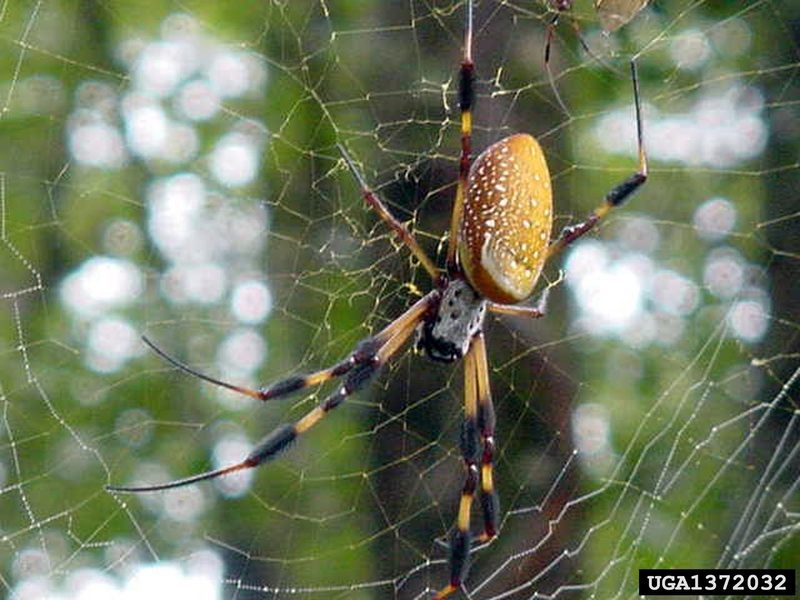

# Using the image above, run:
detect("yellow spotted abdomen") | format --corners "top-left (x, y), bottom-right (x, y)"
top-left (458, 134), bottom-right (553, 304)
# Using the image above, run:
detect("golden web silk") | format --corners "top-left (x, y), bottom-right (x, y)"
top-left (458, 133), bottom-right (553, 304)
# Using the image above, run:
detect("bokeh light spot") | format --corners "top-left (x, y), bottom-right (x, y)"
top-left (217, 328), bottom-right (266, 375)
top-left (231, 280), bottom-right (272, 324)
top-left (86, 317), bottom-right (141, 373)
top-left (209, 133), bottom-right (260, 188)
top-left (693, 197), bottom-right (737, 242)
top-left (60, 257), bottom-right (143, 318)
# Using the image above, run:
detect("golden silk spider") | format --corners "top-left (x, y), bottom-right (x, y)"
top-left (107, 2), bottom-right (648, 597)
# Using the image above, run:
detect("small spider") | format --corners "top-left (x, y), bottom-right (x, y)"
top-left (546, 0), bottom-right (650, 40)
top-left (543, 0), bottom-right (650, 113)
top-left (107, 2), bottom-right (648, 597)
top-left (595, 0), bottom-right (651, 32)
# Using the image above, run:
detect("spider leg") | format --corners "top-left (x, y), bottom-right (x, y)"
top-left (546, 60), bottom-right (647, 260)
top-left (140, 334), bottom-right (352, 402)
top-left (488, 287), bottom-right (549, 318)
top-left (545, 11), bottom-right (623, 117)
top-left (568, 15), bottom-right (623, 76)
top-left (544, 12), bottom-right (571, 116)
top-left (473, 332), bottom-right (499, 543)
top-left (445, 0), bottom-right (475, 273)
top-left (338, 143), bottom-right (438, 280)
top-left (434, 333), bottom-right (481, 600)
top-left (138, 293), bottom-right (434, 406)
top-left (106, 296), bottom-right (428, 494)
top-left (487, 269), bottom-right (563, 318)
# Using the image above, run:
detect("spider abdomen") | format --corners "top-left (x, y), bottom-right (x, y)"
top-left (459, 133), bottom-right (553, 304)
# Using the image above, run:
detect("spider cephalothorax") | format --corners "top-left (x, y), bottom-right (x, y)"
top-left (417, 279), bottom-right (487, 363)
top-left (107, 2), bottom-right (648, 597)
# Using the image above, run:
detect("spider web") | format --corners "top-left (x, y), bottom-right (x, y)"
top-left (1, 1), bottom-right (798, 599)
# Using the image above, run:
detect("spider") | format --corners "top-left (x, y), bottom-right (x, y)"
top-left (595, 0), bottom-right (651, 32)
top-left (543, 0), bottom-right (650, 113)
top-left (107, 2), bottom-right (648, 597)
top-left (546, 0), bottom-right (650, 39)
